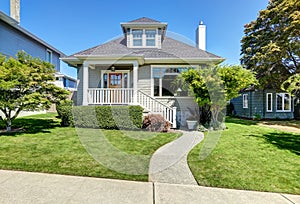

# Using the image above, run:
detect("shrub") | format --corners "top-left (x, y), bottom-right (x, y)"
top-left (56, 100), bottom-right (74, 127)
top-left (72, 106), bottom-right (143, 130)
top-left (142, 114), bottom-right (170, 132)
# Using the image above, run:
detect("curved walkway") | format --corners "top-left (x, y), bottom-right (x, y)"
top-left (149, 131), bottom-right (204, 185)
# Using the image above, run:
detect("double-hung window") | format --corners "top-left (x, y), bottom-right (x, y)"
top-left (132, 29), bottom-right (143, 46)
top-left (276, 93), bottom-right (291, 112)
top-left (145, 29), bottom-right (156, 46)
top-left (131, 29), bottom-right (157, 47)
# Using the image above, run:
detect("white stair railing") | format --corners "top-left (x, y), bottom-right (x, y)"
top-left (137, 90), bottom-right (177, 128)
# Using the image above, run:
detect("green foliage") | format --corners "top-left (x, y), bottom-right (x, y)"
top-left (56, 100), bottom-right (74, 127)
top-left (70, 106), bottom-right (143, 130)
top-left (179, 65), bottom-right (257, 128)
top-left (0, 51), bottom-right (69, 131)
top-left (241, 0), bottom-right (300, 89)
top-left (281, 74), bottom-right (300, 97)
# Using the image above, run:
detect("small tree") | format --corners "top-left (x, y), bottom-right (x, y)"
top-left (179, 65), bottom-right (257, 129)
top-left (0, 51), bottom-right (69, 132)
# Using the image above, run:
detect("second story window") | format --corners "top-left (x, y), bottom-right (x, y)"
top-left (146, 30), bottom-right (156, 46)
top-left (132, 29), bottom-right (143, 46)
top-left (46, 50), bottom-right (52, 63)
top-left (131, 29), bottom-right (157, 47)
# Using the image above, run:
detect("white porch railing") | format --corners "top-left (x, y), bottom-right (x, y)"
top-left (88, 88), bottom-right (134, 104)
top-left (137, 90), bottom-right (177, 128)
top-left (87, 88), bottom-right (177, 128)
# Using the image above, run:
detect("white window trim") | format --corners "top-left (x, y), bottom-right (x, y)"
top-left (100, 70), bottom-right (130, 88)
top-left (243, 94), bottom-right (248, 109)
top-left (46, 49), bottom-right (52, 63)
top-left (131, 28), bottom-right (158, 48)
top-left (150, 65), bottom-right (198, 97)
top-left (266, 93), bottom-right (273, 112)
top-left (276, 93), bottom-right (291, 112)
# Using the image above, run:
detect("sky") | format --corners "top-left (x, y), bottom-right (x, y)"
top-left (0, 0), bottom-right (269, 78)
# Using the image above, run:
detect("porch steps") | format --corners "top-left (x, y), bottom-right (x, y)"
top-left (137, 90), bottom-right (177, 128)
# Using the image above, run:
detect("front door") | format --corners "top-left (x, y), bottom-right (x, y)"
top-left (109, 73), bottom-right (122, 88)
top-left (109, 73), bottom-right (122, 103)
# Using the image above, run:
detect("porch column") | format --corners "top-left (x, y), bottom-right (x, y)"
top-left (82, 62), bottom-right (89, 106)
top-left (133, 62), bottom-right (138, 104)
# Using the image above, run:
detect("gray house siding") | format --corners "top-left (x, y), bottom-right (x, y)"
top-left (231, 90), bottom-right (294, 119)
top-left (138, 65), bottom-right (151, 95)
top-left (0, 20), bottom-right (60, 71)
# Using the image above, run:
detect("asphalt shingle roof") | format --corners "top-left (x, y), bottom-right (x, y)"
top-left (128, 17), bottom-right (161, 23)
top-left (70, 36), bottom-right (221, 60)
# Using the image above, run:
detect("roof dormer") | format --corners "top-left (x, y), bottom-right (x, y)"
top-left (121, 17), bottom-right (167, 49)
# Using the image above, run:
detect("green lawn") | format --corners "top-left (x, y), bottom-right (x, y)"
top-left (188, 117), bottom-right (300, 194)
top-left (0, 113), bottom-right (180, 181)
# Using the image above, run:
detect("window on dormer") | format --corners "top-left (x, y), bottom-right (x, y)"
top-left (132, 29), bottom-right (143, 46)
top-left (146, 30), bottom-right (156, 46)
top-left (131, 29), bottom-right (157, 47)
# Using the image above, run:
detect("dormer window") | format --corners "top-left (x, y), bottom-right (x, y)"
top-left (146, 30), bottom-right (156, 46)
top-left (130, 29), bottom-right (157, 48)
top-left (132, 29), bottom-right (143, 46)
top-left (121, 17), bottom-right (167, 49)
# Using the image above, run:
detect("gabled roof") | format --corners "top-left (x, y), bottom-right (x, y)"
top-left (63, 36), bottom-right (224, 66)
top-left (0, 11), bottom-right (65, 57)
top-left (129, 17), bottom-right (161, 23)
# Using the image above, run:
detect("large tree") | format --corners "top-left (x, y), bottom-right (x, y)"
top-left (241, 0), bottom-right (300, 89)
top-left (179, 65), bottom-right (257, 129)
top-left (0, 51), bottom-right (69, 132)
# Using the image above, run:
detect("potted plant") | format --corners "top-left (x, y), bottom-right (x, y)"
top-left (186, 107), bottom-right (199, 130)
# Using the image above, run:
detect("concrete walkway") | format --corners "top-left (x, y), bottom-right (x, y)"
top-left (149, 131), bottom-right (204, 185)
top-left (0, 170), bottom-right (299, 204)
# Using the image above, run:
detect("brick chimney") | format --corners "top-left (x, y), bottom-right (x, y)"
top-left (10, 0), bottom-right (20, 23)
top-left (196, 20), bottom-right (206, 51)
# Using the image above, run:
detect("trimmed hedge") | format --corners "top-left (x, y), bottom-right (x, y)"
top-left (58, 104), bottom-right (143, 130)
top-left (56, 100), bottom-right (74, 127)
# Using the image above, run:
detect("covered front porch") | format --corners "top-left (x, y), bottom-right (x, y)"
top-left (80, 60), bottom-right (139, 106)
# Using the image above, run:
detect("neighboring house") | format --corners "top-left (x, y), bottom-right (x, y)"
top-left (62, 17), bottom-right (224, 128)
top-left (54, 72), bottom-right (77, 90)
top-left (0, 11), bottom-right (63, 72)
top-left (0, 8), bottom-right (69, 117)
top-left (231, 88), bottom-right (295, 119)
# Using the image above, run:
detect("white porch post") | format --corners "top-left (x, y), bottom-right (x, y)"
top-left (82, 62), bottom-right (89, 106)
top-left (133, 62), bottom-right (138, 104)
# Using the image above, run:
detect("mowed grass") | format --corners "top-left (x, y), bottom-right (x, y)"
top-left (188, 117), bottom-right (300, 194)
top-left (0, 113), bottom-right (180, 181)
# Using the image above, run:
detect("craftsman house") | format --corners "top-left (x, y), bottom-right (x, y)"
top-left (62, 17), bottom-right (224, 128)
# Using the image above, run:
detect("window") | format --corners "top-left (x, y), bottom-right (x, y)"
top-left (266, 93), bottom-right (273, 112)
top-left (132, 29), bottom-right (143, 46)
top-left (103, 73), bottom-right (108, 88)
top-left (276, 93), bottom-right (291, 112)
top-left (146, 30), bottom-right (156, 46)
top-left (46, 50), bottom-right (52, 63)
top-left (131, 29), bottom-right (157, 47)
top-left (243, 94), bottom-right (248, 108)
top-left (152, 67), bottom-right (189, 97)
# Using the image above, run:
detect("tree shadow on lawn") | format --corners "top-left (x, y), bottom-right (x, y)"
top-left (250, 132), bottom-right (300, 155)
top-left (225, 117), bottom-right (259, 126)
top-left (0, 118), bottom-right (60, 136)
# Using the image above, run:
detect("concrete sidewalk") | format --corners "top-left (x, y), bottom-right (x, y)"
top-left (0, 170), bottom-right (299, 204)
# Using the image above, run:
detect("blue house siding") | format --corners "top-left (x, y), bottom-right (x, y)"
top-left (231, 90), bottom-right (294, 119)
top-left (0, 14), bottom-right (61, 71)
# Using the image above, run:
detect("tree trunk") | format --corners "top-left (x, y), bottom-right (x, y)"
top-left (6, 119), bottom-right (12, 132)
